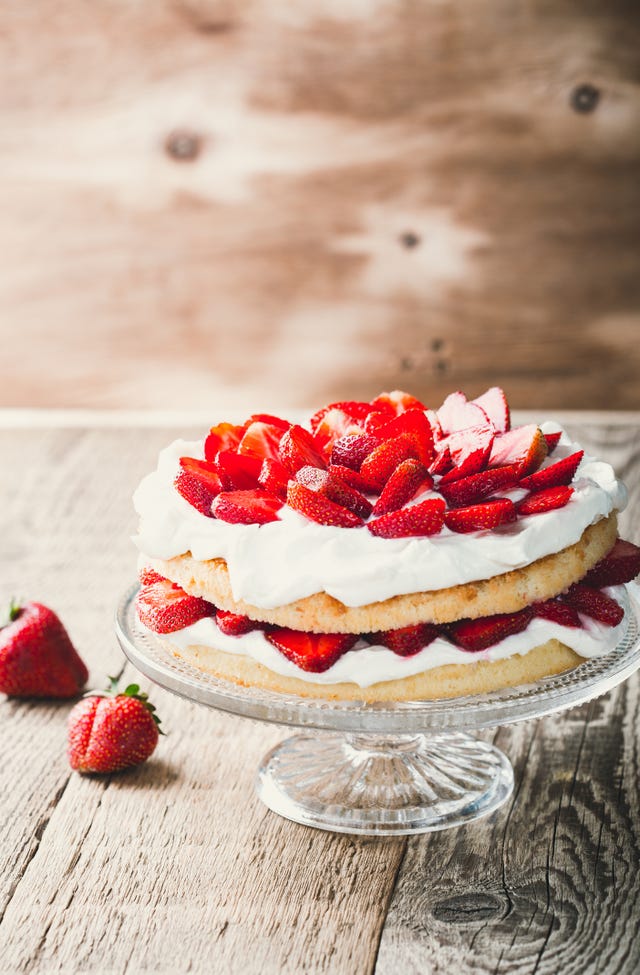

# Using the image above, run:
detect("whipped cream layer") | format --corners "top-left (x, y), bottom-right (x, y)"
top-left (133, 424), bottom-right (627, 609)
top-left (149, 584), bottom-right (632, 688)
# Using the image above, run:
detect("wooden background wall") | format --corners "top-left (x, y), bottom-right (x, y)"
top-left (1, 0), bottom-right (639, 412)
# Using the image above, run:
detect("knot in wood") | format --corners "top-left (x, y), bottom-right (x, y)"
top-left (431, 892), bottom-right (506, 924)
top-left (570, 84), bottom-right (600, 114)
top-left (165, 130), bottom-right (203, 162)
top-left (399, 231), bottom-right (421, 249)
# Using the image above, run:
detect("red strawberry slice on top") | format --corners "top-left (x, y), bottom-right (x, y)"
top-left (310, 400), bottom-right (374, 433)
top-left (543, 431), bottom-right (562, 455)
top-left (448, 607), bottom-right (533, 652)
top-left (215, 450), bottom-right (262, 490)
top-left (444, 498), bottom-right (516, 533)
top-left (371, 390), bottom-right (426, 416)
top-left (583, 538), bottom-right (640, 588)
top-left (257, 458), bottom-right (290, 499)
top-left (437, 423), bottom-right (495, 483)
top-left (360, 434), bottom-right (422, 490)
top-left (238, 421), bottom-right (287, 462)
top-left (371, 410), bottom-right (435, 466)
top-left (519, 451), bottom-right (583, 492)
top-left (516, 485), bottom-right (573, 516)
top-left (204, 422), bottom-right (245, 461)
top-left (296, 466), bottom-right (372, 519)
top-left (438, 464), bottom-right (521, 507)
top-left (267, 629), bottom-right (358, 672)
top-left (372, 458), bottom-right (432, 516)
top-left (136, 580), bottom-right (214, 634)
top-left (368, 498), bottom-right (445, 538)
top-left (330, 434), bottom-right (381, 471)
top-left (471, 387), bottom-right (510, 433)
top-left (287, 481), bottom-right (364, 528)
top-left (489, 425), bottom-right (548, 476)
top-left (437, 392), bottom-right (489, 434)
top-left (211, 489), bottom-right (283, 525)
top-left (279, 425), bottom-right (327, 475)
top-left (174, 469), bottom-right (217, 517)
top-left (329, 464), bottom-right (378, 495)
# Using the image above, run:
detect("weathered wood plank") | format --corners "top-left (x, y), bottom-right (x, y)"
top-left (0, 2), bottom-right (639, 410)
top-left (376, 421), bottom-right (640, 975)
top-left (0, 425), bottom-right (404, 974)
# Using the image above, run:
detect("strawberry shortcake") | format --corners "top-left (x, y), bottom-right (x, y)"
top-left (133, 388), bottom-right (639, 701)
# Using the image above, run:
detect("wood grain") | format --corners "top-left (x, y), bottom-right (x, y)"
top-left (0, 425), bottom-right (403, 974)
top-left (1, 2), bottom-right (639, 410)
top-left (375, 419), bottom-right (640, 974)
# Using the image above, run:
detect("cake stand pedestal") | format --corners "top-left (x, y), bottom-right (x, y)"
top-left (116, 585), bottom-right (640, 836)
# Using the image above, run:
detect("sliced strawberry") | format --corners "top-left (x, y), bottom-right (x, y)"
top-left (279, 425), bottom-right (327, 475)
top-left (367, 498), bottom-right (445, 538)
top-left (438, 464), bottom-right (521, 507)
top-left (174, 469), bottom-right (217, 516)
top-left (257, 458), bottom-right (290, 499)
top-left (360, 434), bottom-right (421, 490)
top-left (373, 623), bottom-right (439, 657)
top-left (471, 387), bottom-right (510, 433)
top-left (296, 466), bottom-right (372, 519)
top-left (178, 457), bottom-right (223, 493)
top-left (215, 450), bottom-right (262, 490)
top-left (437, 423), bottom-right (495, 482)
top-left (246, 413), bottom-right (290, 430)
top-left (371, 410), bottom-right (435, 466)
top-left (519, 451), bottom-right (583, 492)
top-left (445, 498), bottom-right (516, 533)
top-left (238, 421), bottom-right (287, 462)
top-left (437, 391), bottom-right (489, 434)
top-left (266, 629), bottom-right (358, 673)
top-left (544, 431), bottom-right (562, 455)
top-left (216, 610), bottom-right (261, 636)
top-left (516, 485), bottom-right (573, 516)
top-left (562, 585), bottom-right (624, 627)
top-left (489, 425), bottom-right (548, 476)
top-left (204, 422), bottom-right (245, 461)
top-left (448, 607), bottom-right (533, 652)
top-left (429, 445), bottom-right (452, 476)
top-left (138, 567), bottom-right (165, 586)
top-left (534, 600), bottom-right (582, 628)
top-left (287, 481), bottom-right (364, 528)
top-left (310, 400), bottom-right (374, 433)
top-left (136, 580), bottom-right (214, 634)
top-left (313, 409), bottom-right (367, 454)
top-left (329, 464), bottom-right (378, 495)
top-left (583, 539), bottom-right (640, 588)
top-left (372, 459), bottom-right (433, 516)
top-left (211, 489), bottom-right (283, 525)
top-left (330, 434), bottom-right (381, 471)
top-left (371, 390), bottom-right (426, 416)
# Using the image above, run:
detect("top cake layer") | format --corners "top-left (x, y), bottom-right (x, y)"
top-left (133, 389), bottom-right (626, 610)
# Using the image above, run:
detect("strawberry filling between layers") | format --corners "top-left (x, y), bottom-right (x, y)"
top-left (136, 535), bottom-right (640, 682)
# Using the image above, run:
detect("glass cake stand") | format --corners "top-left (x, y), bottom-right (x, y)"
top-left (115, 584), bottom-right (640, 836)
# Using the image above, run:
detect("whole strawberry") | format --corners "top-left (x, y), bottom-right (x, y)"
top-left (68, 679), bottom-right (162, 774)
top-left (0, 600), bottom-right (88, 698)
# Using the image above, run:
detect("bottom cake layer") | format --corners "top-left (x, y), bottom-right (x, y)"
top-left (159, 638), bottom-right (583, 701)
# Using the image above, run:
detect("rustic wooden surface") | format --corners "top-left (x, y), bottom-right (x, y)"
top-left (0, 411), bottom-right (638, 974)
top-left (1, 1), bottom-right (640, 411)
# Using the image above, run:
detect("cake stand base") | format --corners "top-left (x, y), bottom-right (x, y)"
top-left (255, 731), bottom-right (514, 835)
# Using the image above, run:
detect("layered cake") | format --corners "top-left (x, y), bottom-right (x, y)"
top-left (133, 388), bottom-right (639, 701)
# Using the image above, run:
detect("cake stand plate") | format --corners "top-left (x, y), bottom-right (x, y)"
top-left (115, 584), bottom-right (640, 835)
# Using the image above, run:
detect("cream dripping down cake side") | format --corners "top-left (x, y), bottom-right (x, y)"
top-left (132, 388), bottom-right (640, 701)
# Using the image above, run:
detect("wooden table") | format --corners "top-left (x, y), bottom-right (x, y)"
top-left (1, 410), bottom-right (639, 974)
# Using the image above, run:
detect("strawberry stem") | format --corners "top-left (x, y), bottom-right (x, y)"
top-left (2, 599), bottom-right (23, 628)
